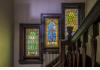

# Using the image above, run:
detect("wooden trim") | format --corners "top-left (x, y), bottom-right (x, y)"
top-left (19, 24), bottom-right (43, 64)
top-left (43, 49), bottom-right (59, 54)
top-left (71, 0), bottom-right (100, 42)
top-left (41, 13), bottom-right (63, 53)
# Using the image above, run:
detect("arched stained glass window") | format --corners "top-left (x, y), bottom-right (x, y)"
top-left (26, 28), bottom-right (39, 57)
top-left (45, 18), bottom-right (59, 48)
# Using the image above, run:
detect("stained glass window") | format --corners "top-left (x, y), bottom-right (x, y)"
top-left (25, 28), bottom-right (39, 57)
top-left (65, 9), bottom-right (78, 36)
top-left (45, 18), bottom-right (59, 48)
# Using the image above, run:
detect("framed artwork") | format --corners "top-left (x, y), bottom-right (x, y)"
top-left (41, 13), bottom-right (62, 52)
top-left (62, 3), bottom-right (85, 37)
top-left (19, 24), bottom-right (43, 64)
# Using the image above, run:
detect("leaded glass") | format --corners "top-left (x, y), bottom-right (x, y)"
top-left (65, 9), bottom-right (78, 36)
top-left (45, 18), bottom-right (59, 48)
top-left (26, 28), bottom-right (39, 57)
top-left (48, 21), bottom-right (56, 42)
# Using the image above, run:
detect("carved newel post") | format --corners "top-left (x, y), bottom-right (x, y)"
top-left (66, 26), bottom-right (73, 66)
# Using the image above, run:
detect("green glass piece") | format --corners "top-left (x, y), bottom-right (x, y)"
top-left (65, 9), bottom-right (78, 36)
top-left (26, 29), bottom-right (39, 57)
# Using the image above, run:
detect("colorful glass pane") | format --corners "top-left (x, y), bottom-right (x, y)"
top-left (48, 22), bottom-right (56, 42)
top-left (45, 18), bottom-right (59, 48)
top-left (65, 9), bottom-right (78, 36)
top-left (26, 28), bottom-right (39, 57)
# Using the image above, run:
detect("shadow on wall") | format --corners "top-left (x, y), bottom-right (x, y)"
top-left (15, 3), bottom-right (31, 23)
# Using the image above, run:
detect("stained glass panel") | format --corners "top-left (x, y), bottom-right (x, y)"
top-left (65, 9), bottom-right (78, 36)
top-left (45, 18), bottom-right (59, 48)
top-left (26, 28), bottom-right (39, 57)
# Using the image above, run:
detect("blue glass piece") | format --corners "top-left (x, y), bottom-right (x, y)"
top-left (48, 21), bottom-right (56, 42)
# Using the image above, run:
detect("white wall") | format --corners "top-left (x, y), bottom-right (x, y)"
top-left (14, 0), bottom-right (85, 67)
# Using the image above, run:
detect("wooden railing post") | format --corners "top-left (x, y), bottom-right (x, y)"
top-left (72, 42), bottom-right (76, 67)
top-left (66, 1), bottom-right (100, 67)
top-left (60, 41), bottom-right (65, 67)
top-left (76, 39), bottom-right (81, 67)
top-left (66, 26), bottom-right (73, 66)
top-left (82, 31), bottom-right (88, 67)
top-left (91, 23), bottom-right (99, 66)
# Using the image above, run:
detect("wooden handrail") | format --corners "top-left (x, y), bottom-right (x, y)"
top-left (46, 56), bottom-right (60, 67)
top-left (47, 0), bottom-right (100, 67)
top-left (71, 0), bottom-right (100, 42)
top-left (61, 0), bottom-right (100, 67)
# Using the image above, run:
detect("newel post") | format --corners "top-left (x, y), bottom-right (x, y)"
top-left (66, 26), bottom-right (73, 66)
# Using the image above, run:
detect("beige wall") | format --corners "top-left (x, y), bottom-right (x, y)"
top-left (85, 0), bottom-right (97, 16)
top-left (86, 25), bottom-right (93, 57)
top-left (0, 0), bottom-right (14, 66)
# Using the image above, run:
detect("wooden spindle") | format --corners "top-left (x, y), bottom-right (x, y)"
top-left (82, 31), bottom-right (88, 67)
top-left (67, 26), bottom-right (73, 66)
top-left (91, 23), bottom-right (99, 66)
top-left (76, 39), bottom-right (81, 67)
top-left (71, 42), bottom-right (76, 67)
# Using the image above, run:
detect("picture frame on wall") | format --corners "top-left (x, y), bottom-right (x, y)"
top-left (41, 13), bottom-right (63, 53)
top-left (62, 3), bottom-right (85, 37)
top-left (19, 24), bottom-right (43, 64)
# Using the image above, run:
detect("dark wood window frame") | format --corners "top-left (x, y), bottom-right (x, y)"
top-left (62, 3), bottom-right (85, 38)
top-left (19, 24), bottom-right (43, 64)
top-left (41, 13), bottom-right (63, 53)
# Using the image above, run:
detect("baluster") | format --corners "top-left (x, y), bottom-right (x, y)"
top-left (72, 42), bottom-right (76, 67)
top-left (91, 23), bottom-right (99, 66)
top-left (60, 40), bottom-right (65, 66)
top-left (67, 50), bottom-right (72, 66)
top-left (82, 37), bottom-right (86, 67)
top-left (61, 26), bottom-right (73, 66)
top-left (82, 31), bottom-right (88, 67)
top-left (46, 52), bottom-right (49, 65)
top-left (52, 53), bottom-right (54, 64)
top-left (76, 39), bottom-right (81, 67)
top-left (66, 26), bottom-right (73, 66)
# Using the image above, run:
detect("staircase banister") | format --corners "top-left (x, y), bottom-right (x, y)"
top-left (71, 0), bottom-right (100, 42)
top-left (45, 55), bottom-right (60, 67)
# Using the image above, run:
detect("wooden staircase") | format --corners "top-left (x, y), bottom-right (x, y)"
top-left (44, 0), bottom-right (100, 67)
